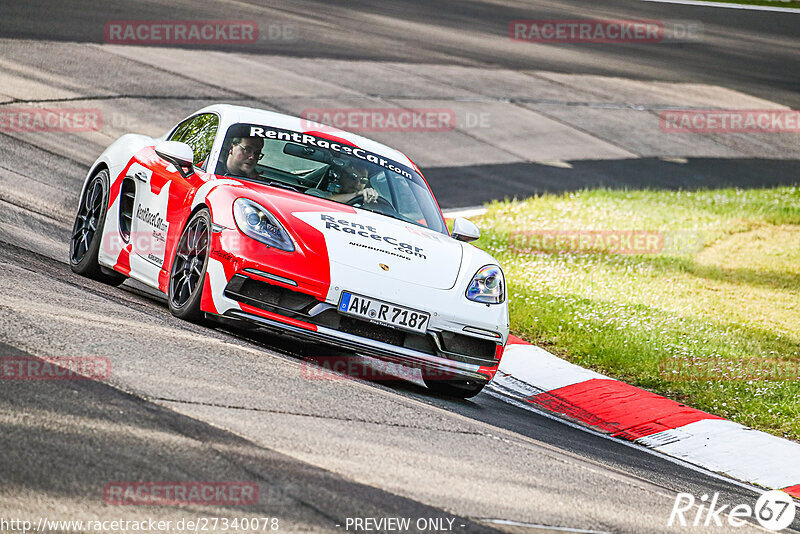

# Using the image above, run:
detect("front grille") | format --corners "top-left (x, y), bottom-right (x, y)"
top-left (439, 331), bottom-right (497, 361)
top-left (310, 313), bottom-right (438, 356)
top-left (225, 274), bottom-right (318, 313)
top-left (339, 316), bottom-right (404, 345)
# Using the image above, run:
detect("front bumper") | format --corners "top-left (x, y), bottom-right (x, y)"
top-left (219, 272), bottom-right (503, 383)
top-left (223, 307), bottom-right (497, 383)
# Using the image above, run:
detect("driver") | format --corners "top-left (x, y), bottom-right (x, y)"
top-left (328, 160), bottom-right (379, 204)
top-left (225, 136), bottom-right (264, 178)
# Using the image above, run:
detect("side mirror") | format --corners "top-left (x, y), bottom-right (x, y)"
top-left (155, 140), bottom-right (194, 178)
top-left (451, 217), bottom-right (480, 242)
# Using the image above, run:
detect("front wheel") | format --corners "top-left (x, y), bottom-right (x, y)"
top-left (423, 377), bottom-right (486, 399)
top-left (69, 169), bottom-right (126, 285)
top-left (168, 208), bottom-right (211, 322)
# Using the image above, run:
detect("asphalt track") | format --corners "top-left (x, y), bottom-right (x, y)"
top-left (1, 1), bottom-right (799, 532)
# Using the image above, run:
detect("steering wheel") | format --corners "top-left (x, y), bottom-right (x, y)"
top-left (346, 193), bottom-right (397, 214)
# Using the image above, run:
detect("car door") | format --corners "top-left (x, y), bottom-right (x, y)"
top-left (130, 113), bottom-right (219, 270)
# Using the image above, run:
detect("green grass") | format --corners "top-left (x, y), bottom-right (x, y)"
top-left (696, 0), bottom-right (800, 8)
top-left (474, 187), bottom-right (800, 440)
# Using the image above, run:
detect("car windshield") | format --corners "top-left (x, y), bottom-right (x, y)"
top-left (215, 123), bottom-right (447, 234)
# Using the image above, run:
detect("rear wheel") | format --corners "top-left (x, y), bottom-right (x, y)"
top-left (168, 209), bottom-right (211, 322)
top-left (69, 169), bottom-right (126, 285)
top-left (423, 377), bottom-right (486, 399)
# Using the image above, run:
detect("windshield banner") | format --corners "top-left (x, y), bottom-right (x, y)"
top-left (247, 126), bottom-right (414, 179)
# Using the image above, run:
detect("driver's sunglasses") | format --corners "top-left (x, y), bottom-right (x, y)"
top-left (236, 143), bottom-right (264, 160)
top-left (346, 170), bottom-right (368, 182)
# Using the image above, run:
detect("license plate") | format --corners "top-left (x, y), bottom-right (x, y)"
top-left (338, 292), bottom-right (430, 334)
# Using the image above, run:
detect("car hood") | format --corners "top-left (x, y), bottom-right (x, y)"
top-left (291, 207), bottom-right (463, 290)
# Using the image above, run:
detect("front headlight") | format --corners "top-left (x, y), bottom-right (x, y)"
top-left (233, 198), bottom-right (294, 252)
top-left (466, 265), bottom-right (505, 304)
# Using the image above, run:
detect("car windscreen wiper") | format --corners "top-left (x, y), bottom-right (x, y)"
top-left (359, 206), bottom-right (416, 226)
top-left (266, 181), bottom-right (300, 192)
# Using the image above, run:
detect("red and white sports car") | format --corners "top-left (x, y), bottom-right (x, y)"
top-left (70, 105), bottom-right (509, 397)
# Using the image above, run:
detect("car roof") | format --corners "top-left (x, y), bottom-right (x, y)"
top-left (193, 104), bottom-right (417, 170)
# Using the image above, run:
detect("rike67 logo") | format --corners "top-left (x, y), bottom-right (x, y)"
top-left (669, 491), bottom-right (796, 531)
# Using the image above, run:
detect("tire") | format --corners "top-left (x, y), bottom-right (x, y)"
top-left (69, 169), bottom-right (126, 286)
top-left (168, 208), bottom-right (211, 322)
top-left (423, 377), bottom-right (486, 399)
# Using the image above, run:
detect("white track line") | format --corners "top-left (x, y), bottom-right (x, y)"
top-left (641, 0), bottom-right (800, 14)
